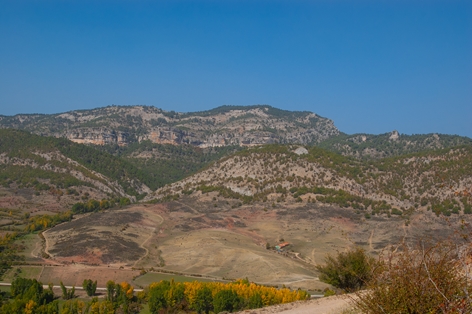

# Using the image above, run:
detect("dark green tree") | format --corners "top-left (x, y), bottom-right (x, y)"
top-left (193, 286), bottom-right (213, 314)
top-left (316, 247), bottom-right (377, 292)
top-left (248, 292), bottom-right (264, 309)
top-left (60, 281), bottom-right (75, 300)
top-left (148, 280), bottom-right (170, 313)
top-left (106, 280), bottom-right (116, 302)
top-left (213, 289), bottom-right (242, 313)
top-left (82, 279), bottom-right (97, 297)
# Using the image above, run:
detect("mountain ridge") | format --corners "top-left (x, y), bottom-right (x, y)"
top-left (1, 104), bottom-right (470, 160)
top-left (0, 104), bottom-right (339, 147)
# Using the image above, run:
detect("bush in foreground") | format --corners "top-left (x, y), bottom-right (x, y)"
top-left (316, 247), bottom-right (378, 292)
top-left (353, 239), bottom-right (471, 313)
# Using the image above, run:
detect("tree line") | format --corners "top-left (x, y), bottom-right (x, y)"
top-left (0, 277), bottom-right (309, 314)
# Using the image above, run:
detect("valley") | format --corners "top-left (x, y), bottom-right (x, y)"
top-left (2, 192), bottom-right (467, 294)
top-left (0, 105), bottom-right (471, 313)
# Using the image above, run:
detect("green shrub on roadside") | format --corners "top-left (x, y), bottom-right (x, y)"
top-left (316, 247), bottom-right (378, 292)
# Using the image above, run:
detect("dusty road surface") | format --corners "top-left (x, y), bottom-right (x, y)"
top-left (235, 295), bottom-right (355, 314)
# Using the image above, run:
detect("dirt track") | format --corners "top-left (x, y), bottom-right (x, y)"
top-left (235, 295), bottom-right (355, 314)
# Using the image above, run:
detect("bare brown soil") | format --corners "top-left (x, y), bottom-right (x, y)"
top-left (35, 194), bottom-right (471, 292)
top-left (43, 206), bottom-right (162, 267)
top-left (38, 264), bottom-right (141, 287)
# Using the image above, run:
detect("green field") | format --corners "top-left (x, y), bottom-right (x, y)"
top-left (1, 266), bottom-right (42, 282)
top-left (17, 233), bottom-right (42, 261)
top-left (0, 286), bottom-right (9, 293)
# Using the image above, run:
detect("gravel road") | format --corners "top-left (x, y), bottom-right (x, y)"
top-left (235, 295), bottom-right (355, 314)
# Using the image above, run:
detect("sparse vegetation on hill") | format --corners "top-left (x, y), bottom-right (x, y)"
top-left (151, 144), bottom-right (472, 218)
top-left (318, 131), bottom-right (472, 159)
top-left (0, 232), bottom-right (24, 279)
top-left (0, 104), bottom-right (340, 147)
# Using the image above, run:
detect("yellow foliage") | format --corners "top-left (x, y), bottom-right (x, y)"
top-left (99, 300), bottom-right (115, 314)
top-left (24, 299), bottom-right (36, 314)
top-left (180, 278), bottom-right (308, 309)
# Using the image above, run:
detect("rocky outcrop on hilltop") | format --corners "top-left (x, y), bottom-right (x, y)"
top-left (0, 105), bottom-right (340, 147)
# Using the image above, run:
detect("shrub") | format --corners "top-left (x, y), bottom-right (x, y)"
top-left (316, 247), bottom-right (378, 292)
top-left (353, 239), bottom-right (472, 313)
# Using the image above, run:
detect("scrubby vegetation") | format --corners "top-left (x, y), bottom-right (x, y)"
top-left (155, 144), bottom-right (472, 218)
top-left (26, 211), bottom-right (73, 232)
top-left (353, 238), bottom-right (471, 313)
top-left (316, 233), bottom-right (472, 313)
top-left (0, 233), bottom-right (25, 279)
top-left (318, 132), bottom-right (472, 159)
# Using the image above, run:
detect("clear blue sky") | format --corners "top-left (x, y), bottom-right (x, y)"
top-left (1, 0), bottom-right (471, 137)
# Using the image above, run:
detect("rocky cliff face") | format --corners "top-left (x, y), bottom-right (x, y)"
top-left (0, 105), bottom-right (340, 147)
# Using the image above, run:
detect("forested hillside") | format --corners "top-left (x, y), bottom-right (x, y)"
top-left (0, 129), bottom-right (151, 199)
top-left (99, 141), bottom-right (243, 189)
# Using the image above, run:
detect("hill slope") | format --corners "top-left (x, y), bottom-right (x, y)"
top-left (318, 131), bottom-right (472, 159)
top-left (150, 144), bottom-right (472, 218)
top-left (0, 129), bottom-right (151, 200)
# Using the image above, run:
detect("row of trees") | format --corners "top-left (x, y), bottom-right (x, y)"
top-left (26, 211), bottom-right (73, 232)
top-left (1, 278), bottom-right (57, 314)
top-left (0, 277), bottom-right (309, 314)
top-left (71, 197), bottom-right (131, 214)
top-left (0, 278), bottom-right (140, 314)
top-left (147, 278), bottom-right (309, 313)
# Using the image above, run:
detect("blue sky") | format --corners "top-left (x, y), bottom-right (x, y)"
top-left (1, 0), bottom-right (471, 137)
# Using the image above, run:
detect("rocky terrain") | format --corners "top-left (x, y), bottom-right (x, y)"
top-left (2, 104), bottom-right (470, 161)
top-left (0, 105), bottom-right (339, 147)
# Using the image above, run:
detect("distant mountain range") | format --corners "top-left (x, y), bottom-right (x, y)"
top-left (0, 105), bottom-right (338, 147)
top-left (1, 105), bottom-right (470, 159)
top-left (0, 105), bottom-right (471, 225)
